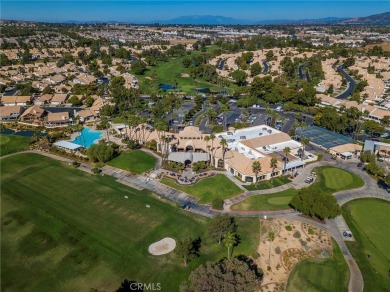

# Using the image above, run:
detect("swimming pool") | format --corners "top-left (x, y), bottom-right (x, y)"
top-left (71, 128), bottom-right (103, 148)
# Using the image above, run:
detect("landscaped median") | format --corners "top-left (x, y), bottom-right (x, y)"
top-left (160, 174), bottom-right (243, 204)
top-left (243, 176), bottom-right (291, 191)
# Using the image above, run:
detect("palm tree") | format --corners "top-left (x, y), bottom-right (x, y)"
top-left (300, 137), bottom-right (310, 160)
top-left (268, 231), bottom-right (275, 266)
top-left (283, 147), bottom-right (291, 170)
top-left (209, 133), bottom-right (216, 166)
top-left (204, 135), bottom-right (210, 163)
top-left (270, 157), bottom-right (278, 176)
top-left (251, 161), bottom-right (262, 186)
top-left (220, 138), bottom-right (228, 166)
top-left (223, 232), bottom-right (237, 259)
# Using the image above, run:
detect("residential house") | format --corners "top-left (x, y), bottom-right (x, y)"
top-left (1, 95), bottom-right (31, 106)
top-left (19, 105), bottom-right (46, 121)
top-left (0, 105), bottom-right (24, 120)
top-left (45, 111), bottom-right (70, 127)
top-left (34, 94), bottom-right (53, 106)
top-left (50, 93), bottom-right (69, 106)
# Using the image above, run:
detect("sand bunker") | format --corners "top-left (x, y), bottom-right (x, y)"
top-left (148, 237), bottom-right (176, 255)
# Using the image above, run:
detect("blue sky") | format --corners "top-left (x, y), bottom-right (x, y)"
top-left (1, 1), bottom-right (388, 23)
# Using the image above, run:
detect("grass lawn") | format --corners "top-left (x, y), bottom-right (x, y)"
top-left (107, 150), bottom-right (157, 174)
top-left (231, 189), bottom-right (298, 211)
top-left (342, 199), bottom-right (390, 292)
top-left (0, 134), bottom-right (31, 156)
top-left (161, 174), bottom-right (242, 204)
top-left (1, 153), bottom-right (259, 292)
top-left (287, 239), bottom-right (349, 292)
top-left (243, 176), bottom-right (292, 191)
top-left (312, 166), bottom-right (364, 194)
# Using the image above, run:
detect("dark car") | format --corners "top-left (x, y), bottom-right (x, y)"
top-left (357, 163), bottom-right (363, 167)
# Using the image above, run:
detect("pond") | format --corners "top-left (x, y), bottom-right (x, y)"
top-left (159, 84), bottom-right (173, 91)
top-left (1, 129), bottom-right (47, 137)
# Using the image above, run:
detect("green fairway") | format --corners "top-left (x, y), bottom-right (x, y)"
top-left (161, 174), bottom-right (242, 204)
top-left (0, 134), bottom-right (31, 156)
top-left (312, 166), bottom-right (364, 193)
top-left (107, 150), bottom-right (157, 174)
top-left (136, 52), bottom-right (234, 95)
top-left (342, 199), bottom-right (390, 292)
top-left (243, 176), bottom-right (291, 191)
top-left (231, 189), bottom-right (298, 211)
top-left (287, 239), bottom-right (349, 292)
top-left (1, 153), bottom-right (259, 292)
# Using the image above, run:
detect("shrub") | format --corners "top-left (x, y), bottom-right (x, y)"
top-left (126, 139), bottom-right (141, 150)
top-left (299, 239), bottom-right (307, 246)
top-left (212, 198), bottom-right (224, 210)
top-left (192, 161), bottom-right (208, 172)
top-left (145, 139), bottom-right (157, 151)
top-left (285, 225), bottom-right (292, 231)
top-left (308, 228), bottom-right (315, 235)
top-left (293, 231), bottom-right (301, 238)
top-left (163, 161), bottom-right (185, 172)
top-left (275, 246), bottom-right (281, 254)
top-left (91, 167), bottom-right (101, 174)
top-left (72, 161), bottom-right (80, 168)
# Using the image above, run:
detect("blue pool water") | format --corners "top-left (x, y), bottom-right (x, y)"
top-left (71, 128), bottom-right (103, 148)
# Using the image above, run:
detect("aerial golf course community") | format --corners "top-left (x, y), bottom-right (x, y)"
top-left (1, 145), bottom-right (389, 291)
top-left (1, 8), bottom-right (390, 291)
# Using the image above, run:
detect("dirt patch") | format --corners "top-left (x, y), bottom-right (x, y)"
top-left (257, 218), bottom-right (332, 290)
top-left (364, 42), bottom-right (390, 52)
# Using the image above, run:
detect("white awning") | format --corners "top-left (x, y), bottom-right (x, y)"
top-left (54, 140), bottom-right (83, 150)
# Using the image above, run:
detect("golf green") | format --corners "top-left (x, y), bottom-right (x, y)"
top-left (312, 166), bottom-right (364, 193)
top-left (287, 239), bottom-right (349, 292)
top-left (0, 134), bottom-right (31, 156)
top-left (231, 189), bottom-right (298, 211)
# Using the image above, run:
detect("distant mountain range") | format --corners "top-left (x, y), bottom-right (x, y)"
top-left (156, 12), bottom-right (389, 25)
top-left (56, 12), bottom-right (389, 26)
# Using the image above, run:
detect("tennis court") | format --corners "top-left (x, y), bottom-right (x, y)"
top-left (296, 126), bottom-right (355, 149)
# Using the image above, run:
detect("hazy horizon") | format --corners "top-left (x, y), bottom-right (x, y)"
top-left (1, 1), bottom-right (388, 23)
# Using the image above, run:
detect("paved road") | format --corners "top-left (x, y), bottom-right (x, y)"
top-left (336, 65), bottom-right (357, 99)
top-left (262, 60), bottom-right (269, 73)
